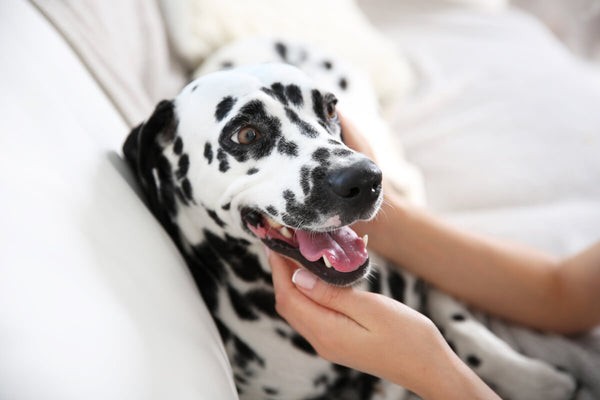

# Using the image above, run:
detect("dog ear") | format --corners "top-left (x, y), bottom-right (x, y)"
top-left (122, 99), bottom-right (179, 224)
top-left (123, 100), bottom-right (177, 177)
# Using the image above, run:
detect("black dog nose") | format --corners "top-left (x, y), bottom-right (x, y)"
top-left (327, 159), bottom-right (382, 202)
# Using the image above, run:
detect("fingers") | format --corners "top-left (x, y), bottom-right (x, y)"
top-left (269, 251), bottom-right (365, 353)
top-left (291, 268), bottom-right (387, 329)
top-left (269, 250), bottom-right (382, 329)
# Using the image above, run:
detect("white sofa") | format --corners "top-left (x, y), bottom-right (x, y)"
top-left (1, 1), bottom-right (599, 399)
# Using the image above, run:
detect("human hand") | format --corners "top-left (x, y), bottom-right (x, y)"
top-left (269, 250), bottom-right (494, 399)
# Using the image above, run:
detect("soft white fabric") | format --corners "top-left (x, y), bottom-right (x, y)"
top-left (514, 0), bottom-right (600, 63)
top-left (358, 0), bottom-right (600, 257)
top-left (0, 1), bottom-right (237, 399)
top-left (158, 0), bottom-right (415, 109)
top-left (31, 0), bottom-right (187, 126)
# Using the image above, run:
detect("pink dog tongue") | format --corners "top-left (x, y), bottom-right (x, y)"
top-left (295, 226), bottom-right (367, 273)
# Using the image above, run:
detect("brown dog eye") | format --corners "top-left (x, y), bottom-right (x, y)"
top-left (234, 126), bottom-right (262, 145)
top-left (325, 97), bottom-right (338, 120)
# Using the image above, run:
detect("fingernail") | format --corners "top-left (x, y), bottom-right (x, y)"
top-left (292, 268), bottom-right (317, 290)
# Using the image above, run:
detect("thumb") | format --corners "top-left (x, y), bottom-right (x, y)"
top-left (292, 268), bottom-right (381, 326)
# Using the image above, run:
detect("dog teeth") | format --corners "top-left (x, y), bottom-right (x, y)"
top-left (266, 218), bottom-right (282, 229)
top-left (323, 256), bottom-right (333, 268)
top-left (362, 234), bottom-right (369, 248)
top-left (280, 226), bottom-right (293, 239)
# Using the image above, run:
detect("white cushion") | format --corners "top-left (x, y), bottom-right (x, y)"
top-left (0, 1), bottom-right (237, 399)
top-left (158, 0), bottom-right (415, 109)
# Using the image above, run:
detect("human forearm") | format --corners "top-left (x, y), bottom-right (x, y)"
top-left (416, 347), bottom-right (499, 400)
top-left (360, 192), bottom-right (583, 333)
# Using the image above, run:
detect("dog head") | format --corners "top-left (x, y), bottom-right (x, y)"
top-left (124, 63), bottom-right (382, 286)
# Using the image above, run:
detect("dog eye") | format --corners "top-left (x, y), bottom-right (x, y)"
top-left (325, 98), bottom-right (338, 120)
top-left (233, 126), bottom-right (262, 145)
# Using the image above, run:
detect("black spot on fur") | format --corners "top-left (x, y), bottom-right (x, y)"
top-left (285, 84), bottom-right (303, 106)
top-left (204, 142), bottom-right (213, 164)
top-left (466, 355), bottom-right (481, 368)
top-left (187, 239), bottom-right (228, 314)
top-left (275, 41), bottom-right (288, 61)
top-left (246, 289), bottom-right (278, 319)
top-left (270, 83), bottom-right (288, 105)
top-left (228, 286), bottom-right (259, 321)
top-left (191, 84), bottom-right (198, 92)
top-left (220, 60), bottom-right (234, 69)
top-left (233, 335), bottom-right (265, 369)
top-left (285, 107), bottom-right (319, 138)
top-left (322, 60), bottom-right (333, 70)
top-left (215, 96), bottom-right (237, 122)
top-left (204, 230), bottom-right (268, 283)
top-left (281, 190), bottom-right (317, 227)
top-left (222, 202), bottom-right (231, 211)
top-left (339, 77), bottom-right (348, 90)
top-left (275, 328), bottom-right (288, 338)
top-left (217, 148), bottom-right (230, 172)
top-left (300, 166), bottom-right (311, 195)
top-left (263, 387), bottom-right (279, 396)
top-left (175, 187), bottom-right (189, 206)
top-left (214, 317), bottom-right (231, 343)
top-left (387, 271), bottom-right (406, 303)
top-left (181, 178), bottom-right (193, 201)
top-left (291, 333), bottom-right (317, 356)
top-left (328, 139), bottom-right (342, 145)
top-left (452, 313), bottom-right (466, 321)
top-left (413, 278), bottom-right (428, 307)
top-left (156, 155), bottom-right (177, 216)
top-left (368, 268), bottom-right (381, 293)
top-left (266, 206), bottom-right (278, 216)
top-left (173, 137), bottom-right (183, 155)
top-left (312, 148), bottom-right (330, 163)
top-left (333, 148), bottom-right (352, 157)
top-left (207, 209), bottom-right (226, 228)
top-left (310, 367), bottom-right (380, 400)
top-left (176, 153), bottom-right (189, 179)
top-left (312, 90), bottom-right (327, 125)
top-left (234, 373), bottom-right (248, 385)
top-left (247, 167), bottom-right (259, 175)
top-left (277, 137), bottom-right (298, 157)
top-left (219, 100), bottom-right (282, 163)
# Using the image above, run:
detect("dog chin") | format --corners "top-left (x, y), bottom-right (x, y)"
top-left (241, 208), bottom-right (371, 286)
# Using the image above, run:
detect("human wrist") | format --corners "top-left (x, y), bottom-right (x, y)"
top-left (418, 348), bottom-right (498, 400)
top-left (368, 190), bottom-right (411, 253)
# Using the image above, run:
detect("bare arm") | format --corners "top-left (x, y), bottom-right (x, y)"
top-left (358, 190), bottom-right (600, 335)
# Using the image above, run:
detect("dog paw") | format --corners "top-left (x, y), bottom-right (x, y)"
top-left (491, 359), bottom-right (577, 400)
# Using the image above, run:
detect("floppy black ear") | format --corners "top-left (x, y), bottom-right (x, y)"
top-left (122, 99), bottom-right (179, 225)
top-left (123, 100), bottom-right (177, 178)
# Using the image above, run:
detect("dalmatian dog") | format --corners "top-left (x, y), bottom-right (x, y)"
top-left (123, 39), bottom-right (577, 399)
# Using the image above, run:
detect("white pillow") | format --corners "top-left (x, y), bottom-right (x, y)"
top-left (158, 0), bottom-right (415, 109)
